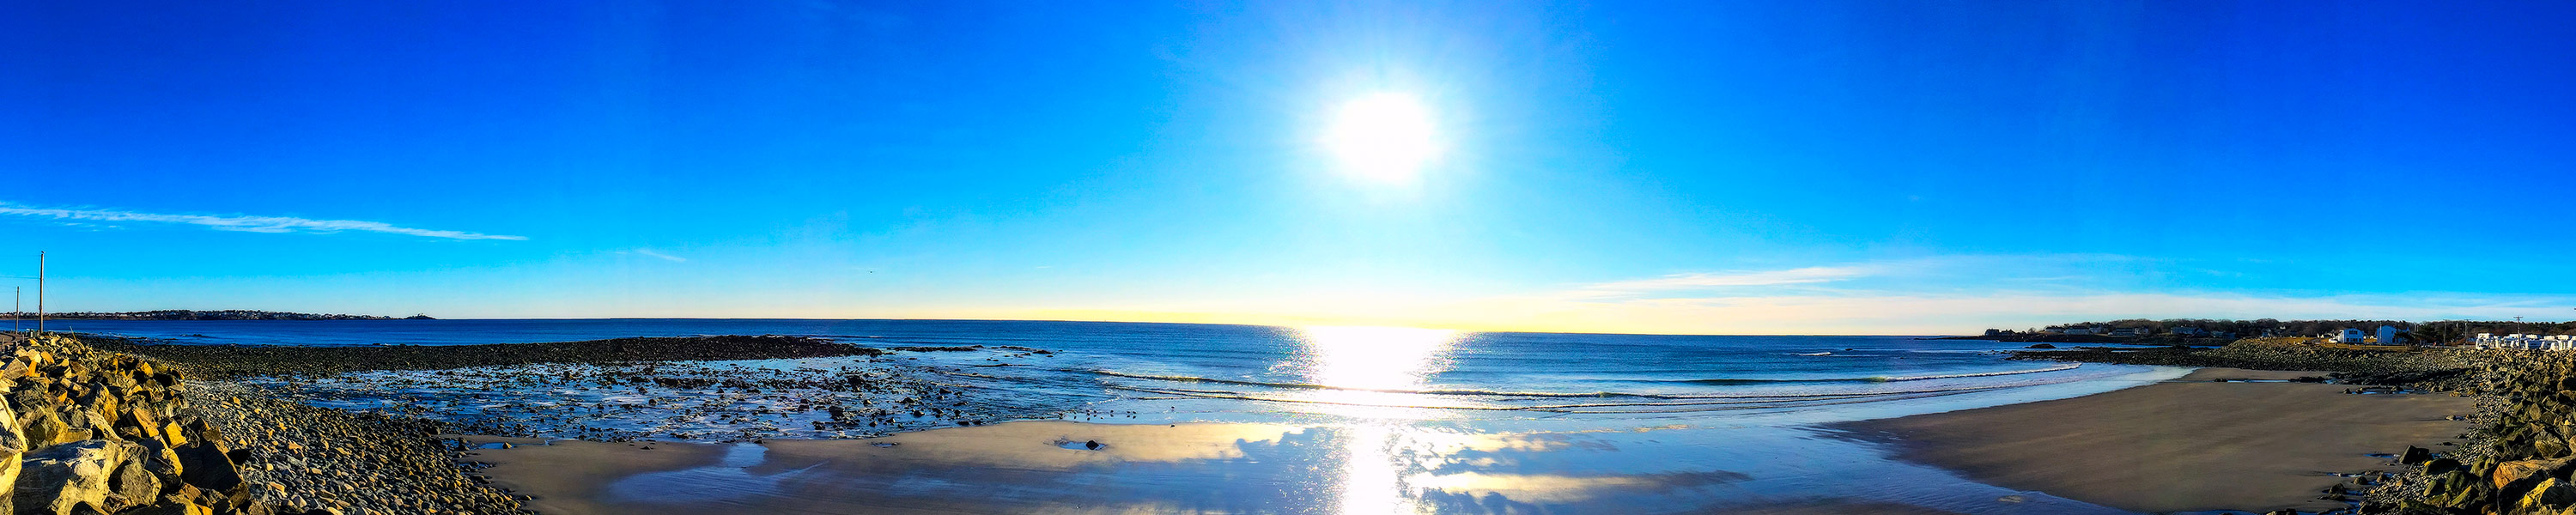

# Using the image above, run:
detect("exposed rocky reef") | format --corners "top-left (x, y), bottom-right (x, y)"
top-left (15, 312), bottom-right (422, 321)
top-left (78, 334), bottom-right (1066, 444)
top-left (83, 335), bottom-right (879, 379)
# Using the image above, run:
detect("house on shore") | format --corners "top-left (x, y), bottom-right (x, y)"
top-left (2336, 328), bottom-right (2366, 343)
top-left (2479, 333), bottom-right (2576, 350)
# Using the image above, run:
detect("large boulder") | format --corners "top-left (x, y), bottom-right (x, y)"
top-left (170, 443), bottom-right (240, 492)
top-left (106, 460), bottom-right (157, 507)
top-left (13, 439), bottom-right (145, 515)
top-left (126, 439), bottom-right (180, 481)
top-left (2427, 469), bottom-right (2488, 509)
top-left (0, 402), bottom-right (26, 515)
top-left (2528, 477), bottom-right (2576, 513)
top-left (2401, 445), bottom-right (2435, 464)
top-left (17, 412), bottom-right (86, 450)
top-left (2496, 457), bottom-right (2576, 495)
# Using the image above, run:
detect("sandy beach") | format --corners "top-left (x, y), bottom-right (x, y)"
top-left (1835, 367), bottom-right (2476, 513)
top-left (459, 420), bottom-right (2024, 514)
top-left (46, 326), bottom-right (2502, 514)
top-left (450, 367), bottom-right (2479, 514)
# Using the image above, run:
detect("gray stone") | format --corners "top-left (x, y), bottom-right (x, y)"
top-left (13, 439), bottom-right (144, 515)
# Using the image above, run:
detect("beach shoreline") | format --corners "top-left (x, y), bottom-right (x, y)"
top-left (447, 367), bottom-right (2479, 514)
top-left (45, 327), bottom-right (2506, 514)
top-left (1833, 367), bottom-right (2475, 513)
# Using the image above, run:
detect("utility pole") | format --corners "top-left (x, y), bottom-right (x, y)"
top-left (35, 251), bottom-right (43, 334)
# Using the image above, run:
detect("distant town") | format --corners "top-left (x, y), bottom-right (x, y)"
top-left (0, 310), bottom-right (432, 320)
top-left (1981, 318), bottom-right (2576, 348)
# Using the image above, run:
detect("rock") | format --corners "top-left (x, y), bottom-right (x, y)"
top-left (14, 439), bottom-right (144, 515)
top-left (20, 412), bottom-right (88, 450)
top-left (2495, 457), bottom-right (2575, 494)
top-left (171, 443), bottom-right (240, 492)
top-left (123, 500), bottom-right (211, 515)
top-left (2427, 469), bottom-right (2486, 508)
top-left (2530, 478), bottom-right (2576, 512)
top-left (2025, 343), bottom-right (2056, 348)
top-left (107, 459), bottom-right (159, 506)
top-left (2422, 457), bottom-right (2460, 475)
top-left (2399, 445), bottom-right (2433, 464)
top-left (0, 403), bottom-right (24, 514)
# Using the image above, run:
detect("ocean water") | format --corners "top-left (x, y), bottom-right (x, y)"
top-left (63, 318), bottom-right (2162, 425)
top-left (68, 318), bottom-right (2200, 513)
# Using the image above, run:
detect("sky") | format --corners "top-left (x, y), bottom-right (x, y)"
top-left (3, 1), bottom-right (2573, 335)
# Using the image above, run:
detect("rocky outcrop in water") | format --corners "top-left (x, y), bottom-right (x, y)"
top-left (85, 335), bottom-right (880, 379)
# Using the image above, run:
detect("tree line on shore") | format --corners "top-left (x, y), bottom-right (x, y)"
top-left (1, 310), bottom-right (433, 320)
top-left (2036, 318), bottom-right (2576, 343)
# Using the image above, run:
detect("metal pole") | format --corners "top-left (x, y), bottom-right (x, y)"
top-left (35, 251), bottom-right (43, 334)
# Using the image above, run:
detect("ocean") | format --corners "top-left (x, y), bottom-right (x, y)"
top-left (58, 318), bottom-right (2166, 423)
top-left (63, 318), bottom-right (2190, 513)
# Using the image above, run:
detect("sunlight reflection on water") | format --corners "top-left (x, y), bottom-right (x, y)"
top-left (1292, 326), bottom-right (1462, 514)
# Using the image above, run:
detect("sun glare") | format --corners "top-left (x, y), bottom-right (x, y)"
top-left (1322, 93), bottom-right (1441, 182)
top-left (1296, 325), bottom-right (1457, 392)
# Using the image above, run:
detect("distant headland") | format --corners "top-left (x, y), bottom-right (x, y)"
top-left (2, 309), bottom-right (434, 320)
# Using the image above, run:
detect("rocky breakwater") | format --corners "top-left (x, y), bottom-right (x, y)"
top-left (2014, 337), bottom-right (2478, 390)
top-left (0, 333), bottom-right (523, 515)
top-left (2388, 350), bottom-right (2576, 515)
top-left (0, 331), bottom-right (273, 514)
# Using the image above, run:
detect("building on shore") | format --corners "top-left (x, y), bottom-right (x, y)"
top-left (2376, 325), bottom-right (2402, 346)
top-left (2336, 328), bottom-right (2366, 343)
top-left (2477, 333), bottom-right (2576, 350)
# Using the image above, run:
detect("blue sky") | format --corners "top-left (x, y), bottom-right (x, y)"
top-left (3, 1), bottom-right (2572, 334)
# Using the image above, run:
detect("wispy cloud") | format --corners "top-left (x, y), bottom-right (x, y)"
top-left (0, 203), bottom-right (526, 240)
top-left (1577, 266), bottom-right (1872, 294)
top-left (1026, 289), bottom-right (2576, 336)
top-left (633, 249), bottom-right (687, 263)
top-left (1015, 255), bottom-right (2576, 335)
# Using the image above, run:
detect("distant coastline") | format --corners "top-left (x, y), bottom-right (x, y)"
top-left (1, 309), bottom-right (433, 320)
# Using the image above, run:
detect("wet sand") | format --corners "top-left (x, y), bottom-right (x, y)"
top-left (460, 421), bottom-right (1984, 514)
top-left (456, 367), bottom-right (2471, 514)
top-left (461, 422), bottom-right (1306, 514)
top-left (1834, 367), bottom-right (2476, 513)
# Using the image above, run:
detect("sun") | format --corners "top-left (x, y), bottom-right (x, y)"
top-left (1321, 93), bottom-right (1440, 182)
